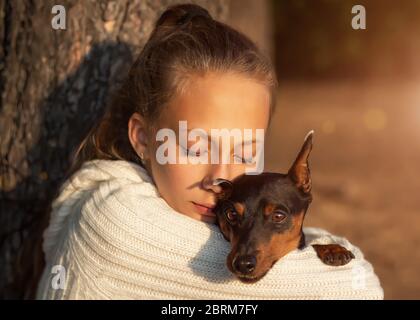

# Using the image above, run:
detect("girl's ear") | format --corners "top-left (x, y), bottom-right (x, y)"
top-left (128, 112), bottom-right (150, 160)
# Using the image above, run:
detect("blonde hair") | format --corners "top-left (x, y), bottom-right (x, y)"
top-left (68, 3), bottom-right (278, 177)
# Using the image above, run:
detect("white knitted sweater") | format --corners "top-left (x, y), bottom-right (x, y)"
top-left (36, 159), bottom-right (383, 299)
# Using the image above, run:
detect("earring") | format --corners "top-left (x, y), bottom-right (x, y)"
top-left (138, 152), bottom-right (145, 165)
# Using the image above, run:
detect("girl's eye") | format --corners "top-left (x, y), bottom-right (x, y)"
top-left (225, 208), bottom-right (238, 222)
top-left (272, 211), bottom-right (286, 223)
top-left (187, 148), bottom-right (200, 157)
top-left (234, 154), bottom-right (254, 164)
top-left (183, 147), bottom-right (207, 157)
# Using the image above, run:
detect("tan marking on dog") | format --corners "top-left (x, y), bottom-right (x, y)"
top-left (252, 211), bottom-right (305, 277)
top-left (233, 202), bottom-right (245, 216)
top-left (264, 203), bottom-right (276, 217)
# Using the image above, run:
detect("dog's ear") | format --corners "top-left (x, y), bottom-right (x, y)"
top-left (287, 130), bottom-right (314, 194)
top-left (213, 178), bottom-right (233, 200)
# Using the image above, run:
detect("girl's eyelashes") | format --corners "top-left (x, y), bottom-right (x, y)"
top-left (189, 148), bottom-right (207, 157)
top-left (181, 146), bottom-right (208, 157)
top-left (233, 154), bottom-right (254, 164)
top-left (180, 146), bottom-right (254, 163)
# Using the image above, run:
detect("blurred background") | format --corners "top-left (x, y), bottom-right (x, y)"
top-left (231, 0), bottom-right (420, 299)
top-left (1, 0), bottom-right (419, 299)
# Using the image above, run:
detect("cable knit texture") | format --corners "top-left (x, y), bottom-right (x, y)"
top-left (36, 159), bottom-right (384, 299)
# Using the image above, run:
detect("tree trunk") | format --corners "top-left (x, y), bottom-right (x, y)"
top-left (0, 0), bottom-right (229, 299)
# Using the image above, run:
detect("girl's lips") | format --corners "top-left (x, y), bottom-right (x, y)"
top-left (191, 201), bottom-right (216, 217)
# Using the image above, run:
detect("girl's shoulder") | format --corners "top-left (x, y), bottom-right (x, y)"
top-left (43, 160), bottom-right (158, 259)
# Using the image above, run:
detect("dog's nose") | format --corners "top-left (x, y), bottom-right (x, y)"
top-left (233, 255), bottom-right (257, 274)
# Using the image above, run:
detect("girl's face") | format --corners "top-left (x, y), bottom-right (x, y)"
top-left (130, 72), bottom-right (271, 223)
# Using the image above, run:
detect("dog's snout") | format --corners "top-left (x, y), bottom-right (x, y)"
top-left (233, 255), bottom-right (257, 274)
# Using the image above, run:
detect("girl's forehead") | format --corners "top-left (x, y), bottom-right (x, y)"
top-left (159, 72), bottom-right (271, 131)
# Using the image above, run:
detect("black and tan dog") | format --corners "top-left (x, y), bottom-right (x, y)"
top-left (213, 131), bottom-right (354, 283)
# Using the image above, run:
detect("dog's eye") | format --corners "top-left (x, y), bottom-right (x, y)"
top-left (272, 211), bottom-right (286, 223)
top-left (225, 208), bottom-right (238, 222)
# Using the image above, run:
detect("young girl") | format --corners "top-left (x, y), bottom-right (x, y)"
top-left (36, 4), bottom-right (383, 299)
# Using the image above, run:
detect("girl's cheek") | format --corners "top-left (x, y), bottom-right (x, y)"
top-left (164, 162), bottom-right (248, 185)
top-left (229, 164), bottom-right (248, 180)
top-left (160, 163), bottom-right (208, 188)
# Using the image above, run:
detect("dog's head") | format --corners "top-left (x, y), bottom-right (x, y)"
top-left (214, 131), bottom-right (314, 283)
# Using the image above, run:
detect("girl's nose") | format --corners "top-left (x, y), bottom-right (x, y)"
top-left (201, 175), bottom-right (223, 193)
top-left (201, 163), bottom-right (231, 194)
top-left (203, 178), bottom-right (233, 199)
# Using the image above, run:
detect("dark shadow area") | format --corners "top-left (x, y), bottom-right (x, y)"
top-left (0, 41), bottom-right (133, 299)
top-left (272, 0), bottom-right (420, 81)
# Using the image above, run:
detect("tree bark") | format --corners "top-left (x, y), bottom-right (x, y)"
top-left (0, 0), bottom-right (229, 299)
